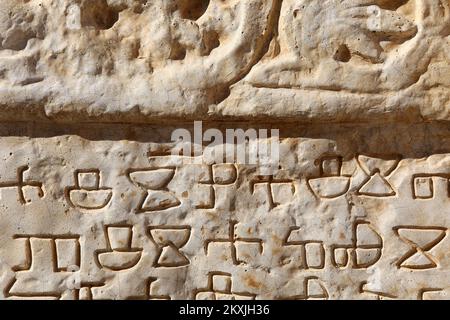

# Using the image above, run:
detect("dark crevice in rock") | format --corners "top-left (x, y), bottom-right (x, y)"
top-left (169, 40), bottom-right (187, 60)
top-left (201, 30), bottom-right (220, 56)
top-left (334, 44), bottom-right (351, 63)
top-left (176, 0), bottom-right (210, 21)
top-left (80, 0), bottom-right (120, 30)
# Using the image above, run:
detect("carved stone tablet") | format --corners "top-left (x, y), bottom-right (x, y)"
top-left (0, 1), bottom-right (449, 300)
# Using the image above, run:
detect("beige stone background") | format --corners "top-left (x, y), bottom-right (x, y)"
top-left (0, 0), bottom-right (449, 299)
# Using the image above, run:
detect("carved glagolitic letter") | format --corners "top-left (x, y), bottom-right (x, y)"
top-left (65, 169), bottom-right (112, 211)
top-left (95, 225), bottom-right (143, 271)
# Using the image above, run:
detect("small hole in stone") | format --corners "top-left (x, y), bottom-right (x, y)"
top-left (169, 41), bottom-right (187, 60)
top-left (1, 28), bottom-right (33, 51)
top-left (201, 30), bottom-right (220, 56)
top-left (333, 44), bottom-right (351, 62)
top-left (177, 0), bottom-right (210, 21)
top-left (80, 0), bottom-right (120, 30)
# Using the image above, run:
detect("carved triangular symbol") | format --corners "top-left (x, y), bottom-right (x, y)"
top-left (359, 172), bottom-right (396, 196)
top-left (140, 191), bottom-right (181, 212)
top-left (358, 156), bottom-right (400, 176)
top-left (157, 245), bottom-right (190, 268)
top-left (394, 227), bottom-right (447, 269)
top-left (148, 226), bottom-right (191, 268)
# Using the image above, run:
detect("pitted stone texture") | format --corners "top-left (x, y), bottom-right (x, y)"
top-left (0, 0), bottom-right (278, 120)
top-left (0, 0), bottom-right (448, 122)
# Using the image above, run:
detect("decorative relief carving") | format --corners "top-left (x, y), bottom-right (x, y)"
top-left (0, 1), bottom-right (448, 121)
top-left (0, 0), bottom-right (280, 114)
top-left (248, 0), bottom-right (449, 93)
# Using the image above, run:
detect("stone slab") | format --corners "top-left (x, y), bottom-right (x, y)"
top-left (0, 122), bottom-right (449, 300)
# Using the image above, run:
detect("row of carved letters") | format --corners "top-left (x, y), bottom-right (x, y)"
top-left (5, 270), bottom-right (447, 300)
top-left (9, 220), bottom-right (448, 273)
top-left (1, 156), bottom-right (449, 210)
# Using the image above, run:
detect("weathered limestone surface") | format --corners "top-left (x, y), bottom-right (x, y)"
top-left (0, 1), bottom-right (450, 300)
top-left (0, 0), bottom-right (449, 121)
